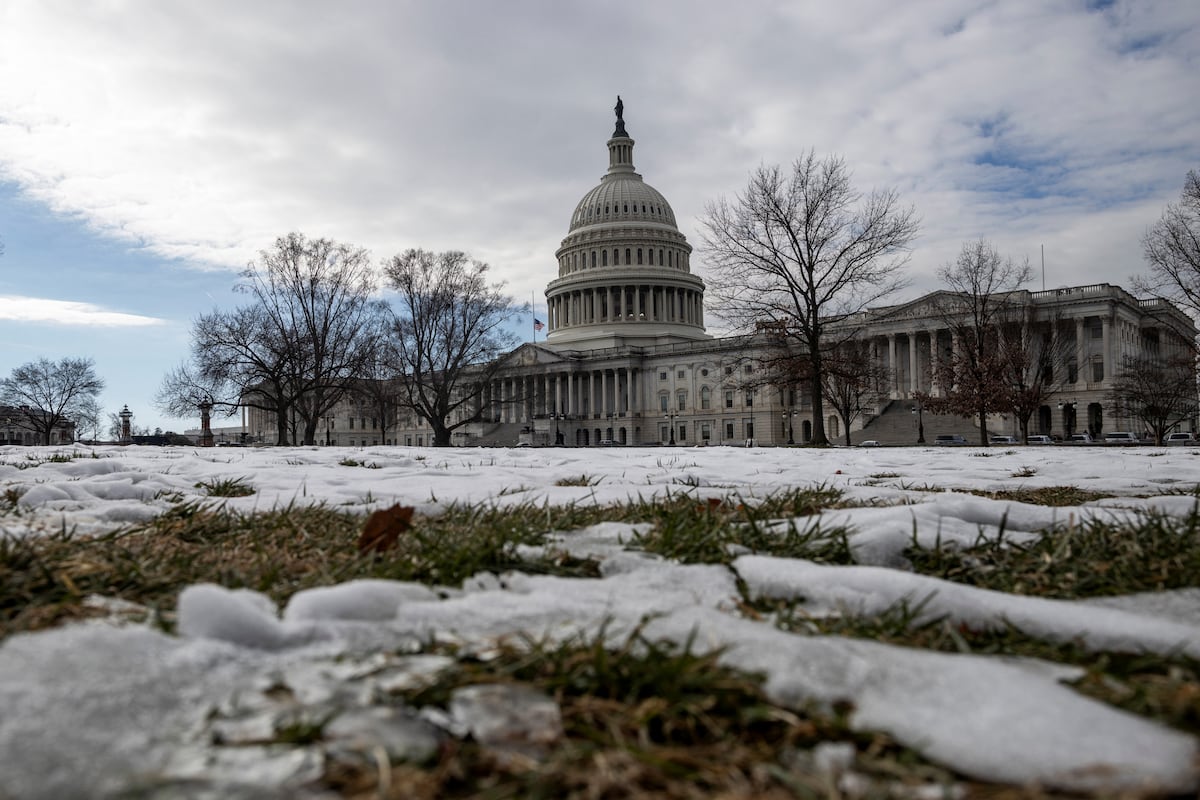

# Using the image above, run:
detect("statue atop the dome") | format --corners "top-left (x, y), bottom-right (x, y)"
top-left (613, 95), bottom-right (628, 137)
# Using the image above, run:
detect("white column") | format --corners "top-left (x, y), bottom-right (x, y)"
top-left (1075, 318), bottom-right (1086, 383)
top-left (908, 332), bottom-right (919, 396)
top-left (1101, 315), bottom-right (1112, 383)
top-left (888, 334), bottom-right (898, 397)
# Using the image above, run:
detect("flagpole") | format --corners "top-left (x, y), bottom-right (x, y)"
top-left (532, 291), bottom-right (537, 343)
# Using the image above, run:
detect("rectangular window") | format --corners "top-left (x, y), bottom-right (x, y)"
top-left (1090, 325), bottom-right (1103, 339)
top-left (677, 370), bottom-right (685, 379)
top-left (660, 424), bottom-right (669, 442)
top-left (349, 418), bottom-right (355, 430)
top-left (700, 392), bottom-right (710, 410)
top-left (659, 371), bottom-right (667, 381)
top-left (745, 421), bottom-right (755, 439)
top-left (701, 422), bottom-right (711, 441)
top-left (678, 424), bottom-right (686, 441)
top-left (745, 391), bottom-right (754, 407)
top-left (725, 391), bottom-right (734, 409)
top-left (1068, 362), bottom-right (1078, 384)
top-left (1092, 361), bottom-right (1104, 382)
top-left (660, 394), bottom-right (668, 412)
top-left (725, 422), bottom-right (735, 440)
top-left (677, 392), bottom-right (687, 411)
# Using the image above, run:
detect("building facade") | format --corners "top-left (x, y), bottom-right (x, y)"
top-left (248, 103), bottom-right (1198, 447)
top-left (0, 406), bottom-right (77, 446)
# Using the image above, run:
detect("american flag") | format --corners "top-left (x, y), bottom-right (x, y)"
top-left (533, 318), bottom-right (545, 331)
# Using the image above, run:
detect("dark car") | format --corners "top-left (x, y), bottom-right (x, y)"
top-left (934, 434), bottom-right (968, 446)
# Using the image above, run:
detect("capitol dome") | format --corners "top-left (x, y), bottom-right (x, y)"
top-left (544, 98), bottom-right (708, 349)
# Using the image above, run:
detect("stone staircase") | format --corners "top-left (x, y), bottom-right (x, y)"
top-left (851, 401), bottom-right (981, 446)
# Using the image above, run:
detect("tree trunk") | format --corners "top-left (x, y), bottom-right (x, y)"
top-left (275, 406), bottom-right (290, 446)
top-left (808, 348), bottom-right (829, 446)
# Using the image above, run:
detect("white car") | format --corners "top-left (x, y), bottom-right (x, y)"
top-left (1026, 435), bottom-right (1054, 445)
top-left (1103, 431), bottom-right (1140, 445)
top-left (1165, 432), bottom-right (1197, 445)
top-left (989, 435), bottom-right (1017, 445)
top-left (858, 440), bottom-right (881, 447)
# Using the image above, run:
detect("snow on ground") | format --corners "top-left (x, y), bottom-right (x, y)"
top-left (1, 442), bottom-right (1199, 796)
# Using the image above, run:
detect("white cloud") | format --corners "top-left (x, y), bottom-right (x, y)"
top-left (0, 296), bottom-right (165, 327)
top-left (0, 0), bottom-right (1197, 305)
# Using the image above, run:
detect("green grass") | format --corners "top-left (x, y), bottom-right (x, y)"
top-left (194, 476), bottom-right (256, 497)
top-left (318, 624), bottom-right (954, 799)
top-left (905, 500), bottom-right (1200, 598)
top-left (5, 483), bottom-right (1200, 796)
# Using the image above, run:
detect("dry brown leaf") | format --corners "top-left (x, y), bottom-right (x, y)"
top-left (358, 504), bottom-right (415, 554)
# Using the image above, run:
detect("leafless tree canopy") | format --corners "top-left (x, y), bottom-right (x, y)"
top-left (0, 357), bottom-right (105, 444)
top-left (821, 343), bottom-right (891, 446)
top-left (1109, 353), bottom-right (1199, 445)
top-left (1136, 169), bottom-right (1200, 324)
top-left (384, 249), bottom-right (521, 446)
top-left (701, 152), bottom-right (918, 445)
top-left (924, 240), bottom-right (1034, 445)
top-left (158, 233), bottom-right (382, 445)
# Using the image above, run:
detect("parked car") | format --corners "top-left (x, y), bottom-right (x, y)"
top-left (989, 435), bottom-right (1017, 444)
top-left (1066, 433), bottom-right (1093, 444)
top-left (934, 434), bottom-right (968, 446)
top-left (1103, 431), bottom-right (1140, 445)
top-left (1026, 435), bottom-right (1054, 445)
top-left (1165, 432), bottom-right (1197, 445)
top-left (858, 440), bottom-right (881, 448)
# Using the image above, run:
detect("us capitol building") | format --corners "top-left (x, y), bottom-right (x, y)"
top-left (254, 101), bottom-right (1198, 447)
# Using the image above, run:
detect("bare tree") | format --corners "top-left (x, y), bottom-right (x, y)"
top-left (159, 233), bottom-right (381, 445)
top-left (821, 342), bottom-right (891, 446)
top-left (1136, 169), bottom-right (1200, 325)
top-left (701, 152), bottom-right (918, 445)
top-left (383, 249), bottom-right (521, 446)
top-left (0, 357), bottom-right (104, 444)
top-left (239, 233), bottom-right (381, 445)
top-left (995, 306), bottom-right (1074, 443)
top-left (923, 240), bottom-right (1033, 445)
top-left (74, 395), bottom-right (104, 443)
top-left (159, 305), bottom-right (295, 443)
top-left (1109, 353), bottom-right (1199, 445)
top-left (347, 319), bottom-right (406, 446)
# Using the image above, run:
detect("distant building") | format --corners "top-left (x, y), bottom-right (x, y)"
top-left (246, 103), bottom-right (1198, 447)
top-left (0, 405), bottom-right (76, 446)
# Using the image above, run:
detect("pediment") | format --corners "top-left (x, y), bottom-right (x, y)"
top-left (870, 291), bottom-right (962, 323)
top-left (497, 343), bottom-right (571, 369)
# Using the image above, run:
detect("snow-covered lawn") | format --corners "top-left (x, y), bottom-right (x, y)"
top-left (2, 443), bottom-right (1199, 797)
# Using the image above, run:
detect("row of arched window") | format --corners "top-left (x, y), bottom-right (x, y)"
top-left (575, 200), bottom-right (667, 225)
top-left (560, 246), bottom-right (689, 273)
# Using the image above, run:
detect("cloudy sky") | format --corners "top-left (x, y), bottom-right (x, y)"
top-left (1, 0), bottom-right (1197, 433)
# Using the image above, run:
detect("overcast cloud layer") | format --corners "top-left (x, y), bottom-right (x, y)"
top-left (1, 0), bottom-right (1198, 309)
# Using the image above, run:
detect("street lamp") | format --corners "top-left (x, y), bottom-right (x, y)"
top-left (1058, 400), bottom-right (1077, 436)
top-left (665, 411), bottom-right (677, 445)
top-left (549, 411), bottom-right (566, 446)
top-left (782, 409), bottom-right (796, 445)
top-left (910, 400), bottom-right (925, 444)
